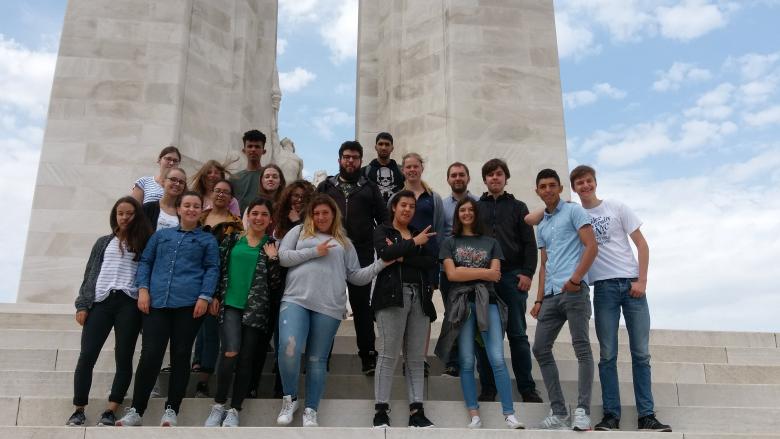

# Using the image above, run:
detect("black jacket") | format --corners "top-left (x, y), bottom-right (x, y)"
top-left (317, 175), bottom-right (388, 262)
top-left (142, 201), bottom-right (162, 229)
top-left (477, 192), bottom-right (537, 277)
top-left (372, 223), bottom-right (437, 321)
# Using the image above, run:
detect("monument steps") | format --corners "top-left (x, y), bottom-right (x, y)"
top-left (1, 305), bottom-right (777, 434)
top-left (4, 426), bottom-right (780, 439)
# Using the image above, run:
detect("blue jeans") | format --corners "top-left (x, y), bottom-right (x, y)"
top-left (277, 301), bottom-right (341, 410)
top-left (458, 302), bottom-right (515, 415)
top-left (496, 268), bottom-right (536, 393)
top-left (594, 278), bottom-right (653, 418)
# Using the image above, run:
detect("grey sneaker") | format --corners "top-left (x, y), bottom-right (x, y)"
top-left (277, 395), bottom-right (299, 425)
top-left (539, 410), bottom-right (570, 430)
top-left (302, 407), bottom-right (319, 427)
top-left (204, 403), bottom-right (225, 427)
top-left (160, 406), bottom-right (177, 427)
top-left (222, 408), bottom-right (240, 427)
top-left (572, 407), bottom-right (591, 431)
top-left (116, 407), bottom-right (142, 426)
top-left (66, 409), bottom-right (86, 426)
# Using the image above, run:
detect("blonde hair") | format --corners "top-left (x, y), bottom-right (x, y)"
top-left (190, 160), bottom-right (231, 196)
top-left (401, 152), bottom-right (433, 194)
top-left (301, 194), bottom-right (351, 248)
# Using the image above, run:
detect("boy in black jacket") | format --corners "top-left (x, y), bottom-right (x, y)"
top-left (317, 141), bottom-right (388, 375)
top-left (477, 158), bottom-right (542, 403)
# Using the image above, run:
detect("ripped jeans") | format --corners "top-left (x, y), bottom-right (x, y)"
top-left (277, 301), bottom-right (341, 410)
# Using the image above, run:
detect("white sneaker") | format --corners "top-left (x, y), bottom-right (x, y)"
top-left (505, 414), bottom-right (525, 429)
top-left (160, 406), bottom-right (177, 427)
top-left (115, 407), bottom-right (142, 427)
top-left (222, 408), bottom-right (240, 427)
top-left (572, 407), bottom-right (591, 431)
top-left (302, 408), bottom-right (319, 427)
top-left (204, 403), bottom-right (225, 427)
top-left (467, 416), bottom-right (482, 428)
top-left (539, 409), bottom-right (570, 430)
top-left (277, 395), bottom-right (299, 425)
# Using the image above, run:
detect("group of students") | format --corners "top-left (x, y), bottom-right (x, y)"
top-left (66, 129), bottom-right (671, 432)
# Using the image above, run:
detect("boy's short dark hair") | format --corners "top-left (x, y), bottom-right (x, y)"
top-left (447, 162), bottom-right (470, 177)
top-left (339, 140), bottom-right (363, 158)
top-left (535, 168), bottom-right (561, 186)
top-left (242, 130), bottom-right (266, 146)
top-left (569, 165), bottom-right (597, 187)
top-left (375, 132), bottom-right (393, 144)
top-left (481, 158), bottom-right (510, 180)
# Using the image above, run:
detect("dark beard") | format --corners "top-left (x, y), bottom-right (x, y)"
top-left (338, 166), bottom-right (361, 182)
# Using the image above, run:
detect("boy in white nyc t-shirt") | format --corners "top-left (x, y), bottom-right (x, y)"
top-left (569, 165), bottom-right (671, 433)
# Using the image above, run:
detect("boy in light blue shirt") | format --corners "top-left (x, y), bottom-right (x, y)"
top-left (529, 169), bottom-right (598, 431)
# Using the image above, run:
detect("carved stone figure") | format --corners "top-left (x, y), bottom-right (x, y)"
top-left (312, 170), bottom-right (328, 187)
top-left (277, 137), bottom-right (304, 182)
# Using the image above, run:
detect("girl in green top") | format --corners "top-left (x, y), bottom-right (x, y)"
top-left (202, 197), bottom-right (284, 427)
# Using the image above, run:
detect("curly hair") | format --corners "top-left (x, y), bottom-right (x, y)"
top-left (273, 179), bottom-right (316, 238)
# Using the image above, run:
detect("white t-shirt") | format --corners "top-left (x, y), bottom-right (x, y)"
top-left (157, 209), bottom-right (180, 231)
top-left (94, 237), bottom-right (139, 302)
top-left (585, 199), bottom-right (642, 283)
top-left (134, 176), bottom-right (164, 204)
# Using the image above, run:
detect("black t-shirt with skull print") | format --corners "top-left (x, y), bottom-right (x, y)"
top-left (362, 158), bottom-right (405, 202)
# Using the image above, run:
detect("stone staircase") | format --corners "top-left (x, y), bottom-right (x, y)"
top-left (1, 303), bottom-right (779, 438)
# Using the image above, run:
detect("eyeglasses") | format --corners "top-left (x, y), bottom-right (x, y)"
top-left (167, 177), bottom-right (186, 186)
top-left (340, 154), bottom-right (361, 162)
top-left (213, 189), bottom-right (232, 196)
top-left (291, 192), bottom-right (304, 200)
top-left (162, 157), bottom-right (180, 164)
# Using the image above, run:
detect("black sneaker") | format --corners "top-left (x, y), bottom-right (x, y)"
top-left (477, 390), bottom-right (496, 402)
top-left (638, 414), bottom-right (672, 432)
top-left (595, 413), bottom-right (620, 431)
top-left (373, 403), bottom-right (390, 428)
top-left (66, 409), bottom-right (86, 426)
top-left (520, 389), bottom-right (544, 403)
top-left (441, 366), bottom-right (459, 378)
top-left (195, 381), bottom-right (210, 398)
top-left (408, 407), bottom-right (434, 428)
top-left (361, 351), bottom-right (377, 376)
top-left (97, 409), bottom-right (116, 426)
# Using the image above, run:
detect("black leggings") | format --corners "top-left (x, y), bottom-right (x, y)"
top-left (73, 291), bottom-right (141, 406)
top-left (215, 307), bottom-right (273, 410)
top-left (130, 307), bottom-right (203, 415)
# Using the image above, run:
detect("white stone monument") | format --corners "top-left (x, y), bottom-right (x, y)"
top-left (277, 137), bottom-right (304, 182)
top-left (356, 0), bottom-right (569, 203)
top-left (19, 0), bottom-right (282, 303)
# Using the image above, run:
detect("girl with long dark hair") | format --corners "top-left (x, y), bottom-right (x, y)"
top-left (67, 197), bottom-right (153, 426)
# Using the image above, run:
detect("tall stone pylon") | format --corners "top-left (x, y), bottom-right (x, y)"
top-left (356, 0), bottom-right (569, 201)
top-left (18, 0), bottom-right (280, 303)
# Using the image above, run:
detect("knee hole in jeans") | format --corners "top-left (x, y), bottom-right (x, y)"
top-left (224, 351), bottom-right (238, 358)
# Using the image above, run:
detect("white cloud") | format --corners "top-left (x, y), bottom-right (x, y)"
top-left (0, 35), bottom-right (57, 118)
top-left (743, 105), bottom-right (780, 127)
top-left (277, 38), bottom-right (288, 56)
top-left (591, 161), bottom-right (780, 331)
top-left (656, 0), bottom-right (731, 41)
top-left (554, 11), bottom-right (599, 59)
top-left (312, 107), bottom-right (353, 139)
top-left (589, 116), bottom-right (737, 167)
top-left (0, 36), bottom-right (56, 302)
top-left (279, 67), bottom-right (317, 93)
top-left (278, 0), bottom-right (321, 23)
top-left (729, 51), bottom-right (780, 80)
top-left (684, 83), bottom-right (735, 120)
top-left (739, 79), bottom-right (778, 105)
top-left (555, 0), bottom-right (737, 60)
top-left (319, 0), bottom-right (358, 64)
top-left (563, 82), bottom-right (626, 109)
top-left (653, 62), bottom-right (712, 92)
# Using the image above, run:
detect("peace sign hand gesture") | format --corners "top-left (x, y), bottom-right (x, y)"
top-left (316, 238), bottom-right (338, 257)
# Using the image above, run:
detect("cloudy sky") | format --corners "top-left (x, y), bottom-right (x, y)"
top-left (1, 0), bottom-right (778, 332)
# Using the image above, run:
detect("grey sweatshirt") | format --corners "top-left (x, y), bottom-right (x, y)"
top-left (279, 225), bottom-right (387, 320)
